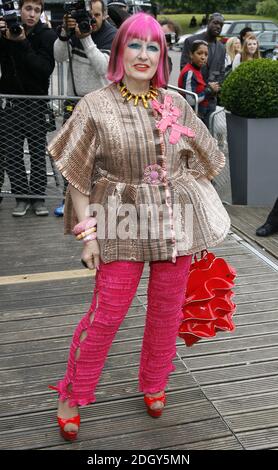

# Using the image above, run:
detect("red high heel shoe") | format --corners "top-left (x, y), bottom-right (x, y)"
top-left (57, 415), bottom-right (80, 441)
top-left (48, 385), bottom-right (80, 441)
top-left (144, 392), bottom-right (166, 418)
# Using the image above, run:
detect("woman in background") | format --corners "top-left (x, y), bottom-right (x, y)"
top-left (225, 36), bottom-right (241, 70)
top-left (232, 33), bottom-right (260, 70)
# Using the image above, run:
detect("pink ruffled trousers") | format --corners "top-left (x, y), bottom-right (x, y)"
top-left (54, 255), bottom-right (192, 407)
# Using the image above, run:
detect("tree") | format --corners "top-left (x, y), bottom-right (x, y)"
top-left (185, 0), bottom-right (237, 14)
top-left (157, 0), bottom-right (259, 14)
top-left (157, 0), bottom-right (185, 10)
top-left (235, 0), bottom-right (257, 14)
top-left (256, 0), bottom-right (278, 17)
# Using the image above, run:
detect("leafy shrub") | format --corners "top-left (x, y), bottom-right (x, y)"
top-left (256, 0), bottom-right (278, 18)
top-left (220, 59), bottom-right (278, 118)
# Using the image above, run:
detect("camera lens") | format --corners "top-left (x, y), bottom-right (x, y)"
top-left (10, 24), bottom-right (22, 36)
top-left (79, 20), bottom-right (90, 33)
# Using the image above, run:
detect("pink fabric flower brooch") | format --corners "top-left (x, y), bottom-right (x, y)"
top-left (152, 95), bottom-right (195, 144)
top-left (143, 164), bottom-right (166, 185)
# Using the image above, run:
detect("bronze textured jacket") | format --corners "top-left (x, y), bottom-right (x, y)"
top-left (48, 83), bottom-right (230, 263)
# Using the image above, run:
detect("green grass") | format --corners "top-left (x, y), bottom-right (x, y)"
top-left (157, 14), bottom-right (278, 34)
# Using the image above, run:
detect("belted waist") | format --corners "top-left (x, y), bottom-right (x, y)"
top-left (94, 167), bottom-right (192, 188)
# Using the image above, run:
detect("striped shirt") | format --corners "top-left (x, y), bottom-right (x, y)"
top-left (178, 63), bottom-right (210, 117)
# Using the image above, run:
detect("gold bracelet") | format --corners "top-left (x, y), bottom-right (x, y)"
top-left (76, 226), bottom-right (97, 240)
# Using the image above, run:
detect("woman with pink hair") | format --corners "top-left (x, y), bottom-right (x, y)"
top-left (48, 12), bottom-right (230, 441)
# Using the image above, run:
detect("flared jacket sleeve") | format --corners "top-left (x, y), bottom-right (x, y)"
top-left (177, 94), bottom-right (225, 180)
top-left (48, 97), bottom-right (100, 195)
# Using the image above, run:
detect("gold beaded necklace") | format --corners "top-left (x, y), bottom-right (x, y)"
top-left (118, 82), bottom-right (158, 108)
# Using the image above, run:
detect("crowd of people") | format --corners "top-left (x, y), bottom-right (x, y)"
top-left (48, 10), bottom-right (230, 441)
top-left (0, 1), bottom-right (277, 443)
top-left (0, 0), bottom-right (56, 216)
top-left (178, 13), bottom-right (277, 238)
top-left (0, 3), bottom-right (277, 230)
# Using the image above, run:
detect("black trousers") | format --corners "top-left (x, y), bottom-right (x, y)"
top-left (267, 198), bottom-right (278, 225)
top-left (2, 100), bottom-right (47, 201)
top-left (201, 100), bottom-right (217, 130)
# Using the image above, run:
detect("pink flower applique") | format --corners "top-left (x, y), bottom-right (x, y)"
top-left (152, 95), bottom-right (195, 144)
top-left (143, 164), bottom-right (166, 185)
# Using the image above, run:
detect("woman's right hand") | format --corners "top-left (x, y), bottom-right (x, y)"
top-left (81, 240), bottom-right (100, 270)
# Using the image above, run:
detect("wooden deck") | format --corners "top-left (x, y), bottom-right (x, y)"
top-left (227, 204), bottom-right (278, 259)
top-left (1, 198), bottom-right (278, 450)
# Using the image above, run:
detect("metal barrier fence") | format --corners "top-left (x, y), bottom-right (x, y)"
top-left (167, 89), bottom-right (231, 202)
top-left (0, 87), bottom-right (198, 203)
top-left (0, 94), bottom-right (79, 201)
top-left (209, 106), bottom-right (228, 152)
top-left (168, 84), bottom-right (198, 115)
top-left (0, 89), bottom-right (230, 204)
top-left (209, 106), bottom-right (231, 203)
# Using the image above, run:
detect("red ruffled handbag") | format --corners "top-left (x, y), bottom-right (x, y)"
top-left (179, 250), bottom-right (236, 347)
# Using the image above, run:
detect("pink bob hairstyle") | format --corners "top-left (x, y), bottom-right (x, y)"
top-left (107, 13), bottom-right (169, 88)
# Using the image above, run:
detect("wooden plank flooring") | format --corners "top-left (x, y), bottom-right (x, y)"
top-left (0, 199), bottom-right (278, 450)
top-left (227, 204), bottom-right (278, 258)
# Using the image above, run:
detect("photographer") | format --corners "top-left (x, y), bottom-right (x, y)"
top-left (53, 0), bottom-right (116, 216)
top-left (0, 0), bottom-right (56, 216)
top-left (106, 0), bottom-right (130, 29)
top-left (54, 0), bottom-right (116, 96)
top-left (159, 18), bottom-right (180, 74)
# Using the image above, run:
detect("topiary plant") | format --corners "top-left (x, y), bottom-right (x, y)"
top-left (220, 59), bottom-right (278, 118)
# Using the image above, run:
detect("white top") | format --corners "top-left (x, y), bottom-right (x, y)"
top-left (225, 53), bottom-right (232, 68)
top-left (232, 53), bottom-right (241, 70)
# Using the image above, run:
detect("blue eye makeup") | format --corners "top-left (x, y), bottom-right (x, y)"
top-left (128, 42), bottom-right (142, 49)
top-left (127, 42), bottom-right (160, 52)
top-left (147, 45), bottom-right (160, 52)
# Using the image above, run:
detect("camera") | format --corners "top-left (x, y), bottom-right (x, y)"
top-left (165, 32), bottom-right (177, 46)
top-left (0, 0), bottom-right (22, 37)
top-left (64, 0), bottom-right (96, 34)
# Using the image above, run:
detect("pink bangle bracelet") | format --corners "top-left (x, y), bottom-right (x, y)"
top-left (83, 232), bottom-right (97, 243)
top-left (72, 217), bottom-right (97, 236)
top-left (75, 227), bottom-right (97, 240)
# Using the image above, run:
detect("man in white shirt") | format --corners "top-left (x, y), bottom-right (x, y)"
top-left (53, 0), bottom-right (116, 216)
top-left (54, 0), bottom-right (117, 96)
